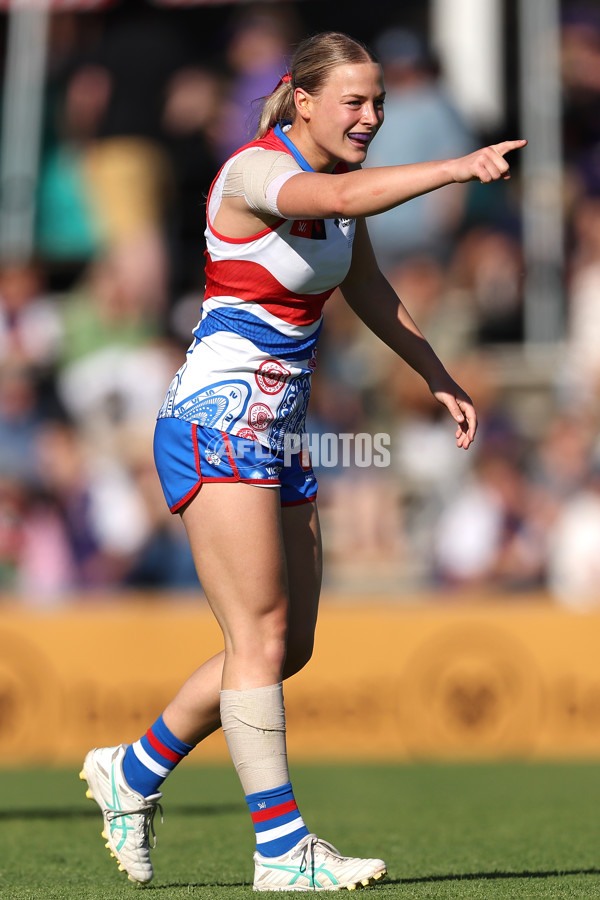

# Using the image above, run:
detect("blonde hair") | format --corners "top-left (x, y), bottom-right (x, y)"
top-left (254, 31), bottom-right (377, 139)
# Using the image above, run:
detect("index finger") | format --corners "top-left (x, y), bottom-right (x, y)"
top-left (491, 139), bottom-right (528, 158)
top-left (457, 398), bottom-right (477, 440)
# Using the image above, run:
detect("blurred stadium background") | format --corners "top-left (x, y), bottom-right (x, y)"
top-left (2, 0), bottom-right (600, 767)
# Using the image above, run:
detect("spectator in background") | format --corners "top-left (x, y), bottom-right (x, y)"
top-left (0, 476), bottom-right (75, 603)
top-left (0, 478), bottom-right (25, 590)
top-left (59, 253), bottom-right (159, 367)
top-left (56, 253), bottom-right (172, 456)
top-left (161, 64), bottom-right (225, 298)
top-left (123, 439), bottom-right (199, 590)
top-left (432, 447), bottom-right (546, 592)
top-left (305, 292), bottom-right (404, 578)
top-left (561, 4), bottom-right (600, 189)
top-left (385, 254), bottom-right (476, 362)
top-left (0, 371), bottom-right (77, 600)
top-left (14, 485), bottom-right (77, 602)
top-left (560, 8), bottom-right (600, 412)
top-left (530, 411), bottom-right (595, 502)
top-left (0, 262), bottom-right (63, 383)
top-left (214, 3), bottom-right (301, 161)
top-left (36, 60), bottom-right (105, 272)
top-left (547, 456), bottom-right (600, 609)
top-left (0, 479), bottom-right (72, 597)
top-left (389, 361), bottom-right (473, 584)
top-left (392, 351), bottom-right (527, 590)
top-left (363, 26), bottom-right (475, 271)
top-left (69, 1), bottom-right (192, 313)
top-left (447, 225), bottom-right (524, 344)
top-left (561, 195), bottom-right (600, 410)
top-left (0, 365), bottom-right (47, 487)
top-left (49, 255), bottom-right (175, 587)
top-left (35, 419), bottom-right (151, 589)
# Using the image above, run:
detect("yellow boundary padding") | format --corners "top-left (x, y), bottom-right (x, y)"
top-left (2, 596), bottom-right (600, 764)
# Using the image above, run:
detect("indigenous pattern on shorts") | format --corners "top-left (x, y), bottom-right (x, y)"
top-left (157, 126), bottom-right (356, 454)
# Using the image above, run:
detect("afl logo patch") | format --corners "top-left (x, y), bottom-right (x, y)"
top-left (236, 427), bottom-right (259, 442)
top-left (249, 403), bottom-right (273, 431)
top-left (204, 434), bottom-right (226, 467)
top-left (256, 359), bottom-right (290, 395)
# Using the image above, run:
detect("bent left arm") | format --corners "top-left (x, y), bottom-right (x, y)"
top-left (340, 219), bottom-right (477, 449)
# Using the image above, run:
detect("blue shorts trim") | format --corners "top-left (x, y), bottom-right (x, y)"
top-left (153, 417), bottom-right (318, 512)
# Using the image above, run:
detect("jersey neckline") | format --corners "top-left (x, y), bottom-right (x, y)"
top-left (274, 123), bottom-right (315, 173)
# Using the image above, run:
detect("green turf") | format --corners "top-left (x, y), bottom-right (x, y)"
top-left (1, 761), bottom-right (600, 898)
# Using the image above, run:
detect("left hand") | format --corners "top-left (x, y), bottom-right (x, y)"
top-left (428, 373), bottom-right (477, 450)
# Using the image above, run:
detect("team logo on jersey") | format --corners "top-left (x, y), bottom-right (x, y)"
top-left (236, 427), bottom-right (259, 442)
top-left (255, 359), bottom-right (290, 395)
top-left (290, 219), bottom-right (326, 240)
top-left (249, 403), bottom-right (273, 431)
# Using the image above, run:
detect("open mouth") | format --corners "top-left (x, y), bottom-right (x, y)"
top-left (347, 132), bottom-right (372, 147)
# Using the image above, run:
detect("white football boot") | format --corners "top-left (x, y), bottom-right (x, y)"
top-left (80, 743), bottom-right (163, 884)
top-left (253, 832), bottom-right (387, 891)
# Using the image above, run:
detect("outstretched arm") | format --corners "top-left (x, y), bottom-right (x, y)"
top-left (276, 140), bottom-right (527, 220)
top-left (340, 220), bottom-right (477, 449)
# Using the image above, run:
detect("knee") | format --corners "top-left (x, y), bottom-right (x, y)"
top-left (227, 608), bottom-right (289, 672)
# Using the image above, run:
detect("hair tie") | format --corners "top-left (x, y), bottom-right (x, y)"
top-left (274, 72), bottom-right (292, 92)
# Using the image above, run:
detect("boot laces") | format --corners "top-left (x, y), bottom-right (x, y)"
top-left (294, 835), bottom-right (342, 883)
top-left (106, 798), bottom-right (164, 849)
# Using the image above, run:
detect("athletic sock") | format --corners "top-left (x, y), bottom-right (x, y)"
top-left (246, 781), bottom-right (310, 857)
top-left (122, 714), bottom-right (194, 797)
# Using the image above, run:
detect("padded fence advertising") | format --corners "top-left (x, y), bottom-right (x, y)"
top-left (2, 598), bottom-right (600, 764)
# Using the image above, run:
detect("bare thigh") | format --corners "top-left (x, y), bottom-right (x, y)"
top-left (162, 494), bottom-right (322, 743)
top-left (181, 482), bottom-right (289, 690)
top-left (281, 500), bottom-right (322, 676)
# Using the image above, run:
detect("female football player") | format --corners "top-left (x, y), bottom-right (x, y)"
top-left (81, 30), bottom-right (525, 891)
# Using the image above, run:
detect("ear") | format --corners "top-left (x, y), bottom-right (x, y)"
top-left (294, 87), bottom-right (312, 122)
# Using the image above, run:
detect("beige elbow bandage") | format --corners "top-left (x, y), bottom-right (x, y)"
top-left (222, 148), bottom-right (302, 217)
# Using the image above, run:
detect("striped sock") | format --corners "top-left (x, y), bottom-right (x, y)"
top-left (122, 715), bottom-right (194, 797)
top-left (246, 781), bottom-right (310, 858)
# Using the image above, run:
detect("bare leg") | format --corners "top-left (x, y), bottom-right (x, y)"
top-left (162, 491), bottom-right (321, 745)
top-left (162, 652), bottom-right (223, 745)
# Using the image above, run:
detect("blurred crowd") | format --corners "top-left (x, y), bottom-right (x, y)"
top-left (2, 1), bottom-right (600, 607)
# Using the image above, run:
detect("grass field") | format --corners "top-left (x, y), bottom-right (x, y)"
top-left (2, 760), bottom-right (600, 898)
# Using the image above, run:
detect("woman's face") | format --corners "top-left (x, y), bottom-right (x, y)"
top-left (295, 62), bottom-right (385, 171)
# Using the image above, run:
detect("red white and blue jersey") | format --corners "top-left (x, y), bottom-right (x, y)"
top-left (157, 125), bottom-right (356, 454)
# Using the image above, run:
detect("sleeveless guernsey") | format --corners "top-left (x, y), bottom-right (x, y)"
top-left (157, 125), bottom-right (356, 454)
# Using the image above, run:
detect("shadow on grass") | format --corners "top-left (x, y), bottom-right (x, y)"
top-left (160, 869), bottom-right (600, 890)
top-left (391, 867), bottom-right (600, 885)
top-left (0, 803), bottom-right (242, 821)
top-left (148, 883), bottom-right (247, 890)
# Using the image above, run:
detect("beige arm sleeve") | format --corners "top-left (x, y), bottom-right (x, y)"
top-left (222, 148), bottom-right (302, 217)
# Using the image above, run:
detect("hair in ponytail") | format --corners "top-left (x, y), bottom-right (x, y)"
top-left (255, 77), bottom-right (296, 139)
top-left (254, 31), bottom-right (377, 139)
